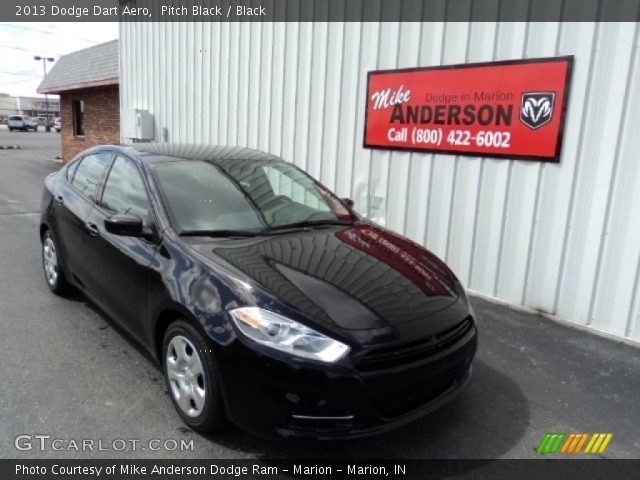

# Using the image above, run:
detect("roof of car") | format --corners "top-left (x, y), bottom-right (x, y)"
top-left (115, 143), bottom-right (283, 164)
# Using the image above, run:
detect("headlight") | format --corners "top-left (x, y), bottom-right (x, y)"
top-left (455, 281), bottom-right (476, 318)
top-left (228, 307), bottom-right (349, 363)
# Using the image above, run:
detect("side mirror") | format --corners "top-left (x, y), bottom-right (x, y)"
top-left (105, 214), bottom-right (145, 237)
top-left (342, 197), bottom-right (355, 208)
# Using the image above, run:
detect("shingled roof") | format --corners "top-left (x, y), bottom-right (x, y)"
top-left (38, 40), bottom-right (119, 94)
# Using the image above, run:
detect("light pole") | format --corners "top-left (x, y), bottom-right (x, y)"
top-left (34, 56), bottom-right (55, 132)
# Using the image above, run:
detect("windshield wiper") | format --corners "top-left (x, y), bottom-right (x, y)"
top-left (267, 219), bottom-right (354, 231)
top-left (180, 229), bottom-right (266, 237)
top-left (180, 220), bottom-right (354, 237)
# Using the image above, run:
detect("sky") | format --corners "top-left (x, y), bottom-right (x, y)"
top-left (0, 22), bottom-right (119, 98)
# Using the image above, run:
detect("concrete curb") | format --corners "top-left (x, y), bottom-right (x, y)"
top-left (469, 290), bottom-right (640, 349)
top-left (0, 145), bottom-right (21, 150)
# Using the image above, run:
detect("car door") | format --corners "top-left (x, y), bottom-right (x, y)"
top-left (53, 152), bottom-right (112, 287)
top-left (83, 155), bottom-right (158, 340)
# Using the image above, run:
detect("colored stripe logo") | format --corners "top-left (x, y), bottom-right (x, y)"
top-left (536, 433), bottom-right (613, 454)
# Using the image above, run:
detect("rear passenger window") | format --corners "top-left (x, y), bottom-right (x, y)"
top-left (71, 152), bottom-right (111, 202)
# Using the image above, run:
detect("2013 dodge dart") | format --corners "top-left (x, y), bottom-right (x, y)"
top-left (40, 144), bottom-right (477, 439)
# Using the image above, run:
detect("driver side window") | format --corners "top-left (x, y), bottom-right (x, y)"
top-left (100, 156), bottom-right (150, 222)
top-left (70, 152), bottom-right (111, 202)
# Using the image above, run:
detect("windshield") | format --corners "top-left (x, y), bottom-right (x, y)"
top-left (153, 159), bottom-right (354, 234)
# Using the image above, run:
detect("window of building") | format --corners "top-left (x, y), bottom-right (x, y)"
top-left (72, 100), bottom-right (85, 136)
top-left (70, 152), bottom-right (111, 202)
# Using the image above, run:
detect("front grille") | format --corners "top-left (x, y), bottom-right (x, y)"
top-left (369, 361), bottom-right (466, 418)
top-left (358, 316), bottom-right (473, 372)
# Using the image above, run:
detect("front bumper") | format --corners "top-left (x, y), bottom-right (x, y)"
top-left (215, 319), bottom-right (477, 440)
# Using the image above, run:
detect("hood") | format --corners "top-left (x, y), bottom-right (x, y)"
top-left (188, 223), bottom-right (468, 344)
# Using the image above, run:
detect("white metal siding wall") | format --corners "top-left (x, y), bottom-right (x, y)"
top-left (120, 20), bottom-right (640, 341)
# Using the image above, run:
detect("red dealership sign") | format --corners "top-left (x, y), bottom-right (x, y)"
top-left (363, 56), bottom-right (573, 162)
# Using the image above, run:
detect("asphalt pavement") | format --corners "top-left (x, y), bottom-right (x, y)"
top-left (0, 127), bottom-right (638, 460)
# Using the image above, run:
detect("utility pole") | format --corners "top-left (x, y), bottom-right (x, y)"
top-left (34, 56), bottom-right (55, 132)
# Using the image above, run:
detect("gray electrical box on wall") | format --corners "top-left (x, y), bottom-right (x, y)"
top-left (121, 109), bottom-right (154, 141)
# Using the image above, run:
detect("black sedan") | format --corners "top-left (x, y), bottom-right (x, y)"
top-left (40, 144), bottom-right (477, 439)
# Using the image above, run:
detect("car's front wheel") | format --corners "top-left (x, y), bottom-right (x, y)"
top-left (162, 321), bottom-right (227, 433)
top-left (42, 230), bottom-right (71, 294)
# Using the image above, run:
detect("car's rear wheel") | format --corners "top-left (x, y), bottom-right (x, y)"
top-left (162, 320), bottom-right (227, 433)
top-left (42, 231), bottom-right (71, 294)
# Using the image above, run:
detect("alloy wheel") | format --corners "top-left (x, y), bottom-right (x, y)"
top-left (43, 237), bottom-right (58, 286)
top-left (166, 335), bottom-right (206, 417)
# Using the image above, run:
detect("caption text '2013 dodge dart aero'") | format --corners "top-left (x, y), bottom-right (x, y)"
top-left (40, 144), bottom-right (477, 439)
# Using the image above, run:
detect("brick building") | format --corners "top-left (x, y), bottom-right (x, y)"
top-left (38, 40), bottom-right (119, 162)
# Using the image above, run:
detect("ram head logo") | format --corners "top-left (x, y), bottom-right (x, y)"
top-left (520, 92), bottom-right (556, 130)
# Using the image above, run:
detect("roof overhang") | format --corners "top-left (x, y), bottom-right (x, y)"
top-left (38, 77), bottom-right (119, 95)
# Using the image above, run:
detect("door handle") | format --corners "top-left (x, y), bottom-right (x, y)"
top-left (55, 195), bottom-right (63, 205)
top-left (85, 222), bottom-right (99, 237)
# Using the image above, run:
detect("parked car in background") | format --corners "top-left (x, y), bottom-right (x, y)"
top-left (8, 115), bottom-right (37, 132)
top-left (39, 144), bottom-right (477, 439)
top-left (54, 117), bottom-right (61, 132)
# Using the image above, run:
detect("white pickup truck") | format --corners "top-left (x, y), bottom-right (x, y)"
top-left (8, 115), bottom-right (38, 132)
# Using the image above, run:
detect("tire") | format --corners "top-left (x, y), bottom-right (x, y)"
top-left (162, 320), bottom-right (227, 433)
top-left (42, 230), bottom-right (71, 295)
top-left (9, 128), bottom-right (13, 132)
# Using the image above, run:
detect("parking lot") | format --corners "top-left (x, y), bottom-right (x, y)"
top-left (0, 129), bottom-right (638, 460)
